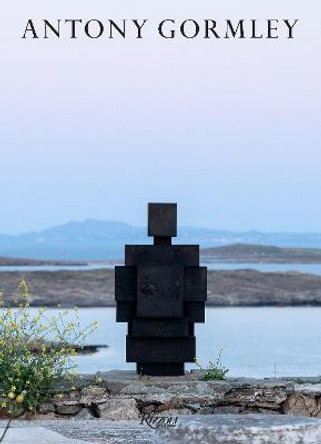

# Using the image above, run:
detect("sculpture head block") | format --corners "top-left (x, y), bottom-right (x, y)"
top-left (148, 203), bottom-right (177, 238)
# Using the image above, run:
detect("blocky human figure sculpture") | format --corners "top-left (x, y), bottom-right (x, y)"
top-left (115, 203), bottom-right (207, 376)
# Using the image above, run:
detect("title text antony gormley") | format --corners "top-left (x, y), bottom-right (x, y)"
top-left (22, 19), bottom-right (299, 40)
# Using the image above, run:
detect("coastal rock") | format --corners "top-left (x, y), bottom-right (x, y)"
top-left (52, 391), bottom-right (80, 402)
top-left (294, 383), bottom-right (321, 397)
top-left (120, 381), bottom-right (149, 395)
top-left (96, 398), bottom-right (140, 420)
top-left (38, 402), bottom-right (56, 414)
top-left (284, 393), bottom-right (321, 417)
top-left (79, 387), bottom-right (108, 406)
top-left (33, 412), bottom-right (56, 420)
top-left (139, 390), bottom-right (174, 405)
top-left (157, 408), bottom-right (193, 416)
top-left (74, 407), bottom-right (95, 419)
top-left (223, 385), bottom-right (290, 410)
top-left (213, 405), bottom-right (243, 414)
top-left (55, 401), bottom-right (82, 415)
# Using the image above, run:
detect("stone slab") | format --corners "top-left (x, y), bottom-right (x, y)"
top-left (0, 426), bottom-right (94, 444)
top-left (3, 414), bottom-right (321, 444)
top-left (0, 420), bottom-right (154, 444)
top-left (155, 414), bottom-right (321, 443)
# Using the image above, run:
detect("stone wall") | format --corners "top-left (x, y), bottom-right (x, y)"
top-left (31, 371), bottom-right (321, 420)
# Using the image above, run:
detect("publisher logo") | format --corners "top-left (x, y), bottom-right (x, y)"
top-left (140, 413), bottom-right (178, 429)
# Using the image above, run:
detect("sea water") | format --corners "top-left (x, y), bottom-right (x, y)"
top-left (59, 307), bottom-right (321, 377)
top-left (2, 306), bottom-right (320, 377)
top-left (1, 263), bottom-right (321, 275)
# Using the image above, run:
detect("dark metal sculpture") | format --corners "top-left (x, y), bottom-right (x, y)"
top-left (115, 203), bottom-right (207, 376)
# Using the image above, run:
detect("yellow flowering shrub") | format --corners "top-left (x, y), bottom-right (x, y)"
top-left (0, 279), bottom-right (97, 416)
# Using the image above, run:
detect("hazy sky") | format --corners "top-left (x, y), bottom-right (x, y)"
top-left (0, 1), bottom-right (320, 234)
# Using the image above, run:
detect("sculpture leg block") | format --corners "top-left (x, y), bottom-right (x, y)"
top-left (126, 336), bottom-right (196, 363)
top-left (137, 362), bottom-right (184, 376)
top-left (132, 319), bottom-right (189, 337)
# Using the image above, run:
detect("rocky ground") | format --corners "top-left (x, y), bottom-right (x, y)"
top-left (0, 257), bottom-right (87, 266)
top-left (5, 415), bottom-right (321, 444)
top-left (2, 371), bottom-right (321, 420)
top-left (202, 244), bottom-right (321, 263)
top-left (1, 269), bottom-right (321, 307)
top-left (207, 269), bottom-right (321, 306)
top-left (2, 373), bottom-right (321, 443)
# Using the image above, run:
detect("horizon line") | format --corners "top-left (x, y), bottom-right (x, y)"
top-left (1, 218), bottom-right (321, 238)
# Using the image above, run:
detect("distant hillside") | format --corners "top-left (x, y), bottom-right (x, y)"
top-left (2, 269), bottom-right (321, 307)
top-left (202, 244), bottom-right (321, 264)
top-left (0, 220), bottom-right (145, 260)
top-left (1, 220), bottom-right (321, 260)
top-left (0, 257), bottom-right (86, 266)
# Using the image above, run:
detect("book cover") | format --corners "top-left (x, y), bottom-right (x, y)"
top-left (1, 1), bottom-right (321, 437)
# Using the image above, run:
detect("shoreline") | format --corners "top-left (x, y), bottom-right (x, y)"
top-left (1, 269), bottom-right (321, 308)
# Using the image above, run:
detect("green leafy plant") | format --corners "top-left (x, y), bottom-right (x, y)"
top-left (194, 349), bottom-right (229, 381)
top-left (0, 279), bottom-right (97, 417)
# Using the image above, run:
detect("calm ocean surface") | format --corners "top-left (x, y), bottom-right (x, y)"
top-left (1, 263), bottom-right (321, 275)
top-left (2, 262), bottom-right (321, 378)
top-left (20, 306), bottom-right (320, 378)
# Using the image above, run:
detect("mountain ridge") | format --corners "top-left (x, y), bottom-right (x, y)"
top-left (1, 219), bottom-right (321, 260)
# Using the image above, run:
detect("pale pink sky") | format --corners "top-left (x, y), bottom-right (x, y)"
top-left (0, 1), bottom-right (320, 233)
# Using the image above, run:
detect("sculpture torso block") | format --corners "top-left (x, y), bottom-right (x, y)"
top-left (115, 203), bottom-right (207, 376)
